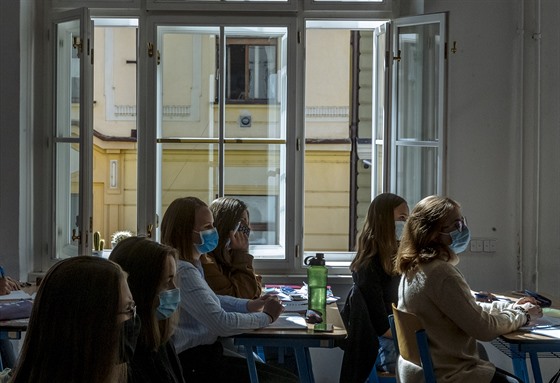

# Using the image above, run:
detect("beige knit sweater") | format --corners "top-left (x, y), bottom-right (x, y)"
top-left (397, 258), bottom-right (526, 383)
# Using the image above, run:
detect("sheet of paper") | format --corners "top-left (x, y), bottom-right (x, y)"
top-left (282, 300), bottom-right (308, 312)
top-left (521, 314), bottom-right (560, 331)
top-left (267, 314), bottom-right (308, 330)
top-left (0, 290), bottom-right (33, 301)
top-left (530, 329), bottom-right (560, 339)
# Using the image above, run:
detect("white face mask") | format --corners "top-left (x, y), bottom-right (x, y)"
top-left (395, 221), bottom-right (406, 240)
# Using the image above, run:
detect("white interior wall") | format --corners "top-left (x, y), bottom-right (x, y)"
top-left (0, 2), bottom-right (22, 278)
top-left (422, 0), bottom-right (560, 296)
top-left (424, 0), bottom-right (521, 292)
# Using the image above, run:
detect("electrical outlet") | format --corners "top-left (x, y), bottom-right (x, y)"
top-left (475, 240), bottom-right (483, 252)
top-left (483, 240), bottom-right (490, 252)
top-left (489, 240), bottom-right (497, 252)
top-left (470, 241), bottom-right (479, 252)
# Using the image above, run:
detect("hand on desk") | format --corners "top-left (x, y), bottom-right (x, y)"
top-left (246, 294), bottom-right (284, 323)
top-left (0, 276), bottom-right (21, 295)
top-left (514, 298), bottom-right (544, 320)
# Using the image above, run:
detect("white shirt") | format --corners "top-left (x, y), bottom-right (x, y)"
top-left (172, 260), bottom-right (270, 354)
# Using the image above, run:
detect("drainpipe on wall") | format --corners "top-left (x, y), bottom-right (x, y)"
top-left (349, 31), bottom-right (360, 251)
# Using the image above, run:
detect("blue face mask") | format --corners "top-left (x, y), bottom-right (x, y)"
top-left (395, 221), bottom-right (406, 240)
top-left (156, 288), bottom-right (180, 320)
top-left (443, 226), bottom-right (471, 254)
top-left (194, 228), bottom-right (219, 254)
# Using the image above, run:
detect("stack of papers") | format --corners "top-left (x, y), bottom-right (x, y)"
top-left (0, 290), bottom-right (33, 301)
top-left (521, 310), bottom-right (560, 338)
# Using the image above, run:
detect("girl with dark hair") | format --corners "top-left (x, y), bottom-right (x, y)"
top-left (203, 196), bottom-right (262, 299)
top-left (340, 193), bottom-right (409, 381)
top-left (110, 236), bottom-right (185, 383)
top-left (12, 256), bottom-right (135, 383)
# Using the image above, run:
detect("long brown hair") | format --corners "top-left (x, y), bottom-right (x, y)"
top-left (395, 195), bottom-right (460, 274)
top-left (12, 256), bottom-right (127, 383)
top-left (209, 196), bottom-right (248, 270)
top-left (160, 196), bottom-right (208, 262)
top-left (350, 193), bottom-right (406, 275)
top-left (110, 236), bottom-right (179, 351)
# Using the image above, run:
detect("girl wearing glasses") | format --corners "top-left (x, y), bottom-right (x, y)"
top-left (395, 195), bottom-right (542, 383)
top-left (12, 256), bottom-right (132, 383)
top-left (110, 237), bottom-right (185, 383)
top-left (340, 193), bottom-right (409, 382)
top-left (203, 196), bottom-right (262, 299)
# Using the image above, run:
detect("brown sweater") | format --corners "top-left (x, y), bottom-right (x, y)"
top-left (201, 251), bottom-right (262, 299)
top-left (397, 258), bottom-right (526, 383)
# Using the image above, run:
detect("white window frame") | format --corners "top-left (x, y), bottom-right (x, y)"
top-left (36, 2), bottom-right (446, 279)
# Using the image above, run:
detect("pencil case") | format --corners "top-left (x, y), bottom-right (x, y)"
top-left (524, 289), bottom-right (552, 308)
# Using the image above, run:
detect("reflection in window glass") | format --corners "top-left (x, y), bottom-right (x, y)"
top-left (396, 146), bottom-right (437, 206)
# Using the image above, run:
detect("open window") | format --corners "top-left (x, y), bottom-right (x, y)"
top-left (50, 8), bottom-right (94, 263)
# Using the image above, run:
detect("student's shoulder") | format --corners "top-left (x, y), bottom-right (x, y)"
top-left (176, 260), bottom-right (198, 273)
top-left (422, 258), bottom-right (461, 278)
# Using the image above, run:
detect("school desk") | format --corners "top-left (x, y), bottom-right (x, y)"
top-left (233, 302), bottom-right (347, 383)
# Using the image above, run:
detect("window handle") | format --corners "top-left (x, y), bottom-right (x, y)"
top-left (71, 229), bottom-right (81, 242)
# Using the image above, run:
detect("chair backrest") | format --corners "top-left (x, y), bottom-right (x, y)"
top-left (367, 353), bottom-right (397, 383)
top-left (391, 303), bottom-right (436, 383)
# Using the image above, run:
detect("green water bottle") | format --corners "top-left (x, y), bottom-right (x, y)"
top-left (305, 253), bottom-right (328, 319)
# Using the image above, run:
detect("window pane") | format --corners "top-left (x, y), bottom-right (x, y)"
top-left (396, 145), bottom-right (437, 206)
top-left (161, 143), bottom-right (219, 208)
top-left (314, 0), bottom-right (382, 2)
top-left (223, 143), bottom-right (285, 250)
top-left (396, 23), bottom-right (441, 141)
top-left (161, 27), bottom-right (219, 139)
top-left (92, 22), bottom-right (139, 249)
top-left (372, 23), bottom-right (388, 197)
top-left (56, 19), bottom-right (81, 139)
top-left (55, 19), bottom-right (81, 259)
top-left (157, 25), bottom-right (287, 259)
top-left (304, 23), bottom-right (383, 255)
top-left (55, 142), bottom-right (80, 258)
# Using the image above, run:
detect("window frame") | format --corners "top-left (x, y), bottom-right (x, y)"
top-left (37, 2), bottom-right (446, 278)
top-left (220, 37), bottom-right (279, 104)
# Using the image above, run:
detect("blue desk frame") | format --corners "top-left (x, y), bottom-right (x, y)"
top-left (234, 336), bottom-right (340, 383)
top-left (233, 304), bottom-right (346, 383)
top-left (493, 335), bottom-right (560, 383)
top-left (0, 319), bottom-right (27, 371)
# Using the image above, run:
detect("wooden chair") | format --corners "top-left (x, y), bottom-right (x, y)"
top-left (391, 303), bottom-right (437, 383)
top-left (367, 352), bottom-right (397, 382)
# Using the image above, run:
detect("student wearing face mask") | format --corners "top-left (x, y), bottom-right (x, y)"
top-left (160, 196), bottom-right (298, 383)
top-left (395, 196), bottom-right (543, 383)
top-left (109, 237), bottom-right (185, 383)
top-left (11, 256), bottom-right (133, 383)
top-left (203, 196), bottom-right (262, 299)
top-left (340, 193), bottom-right (408, 382)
